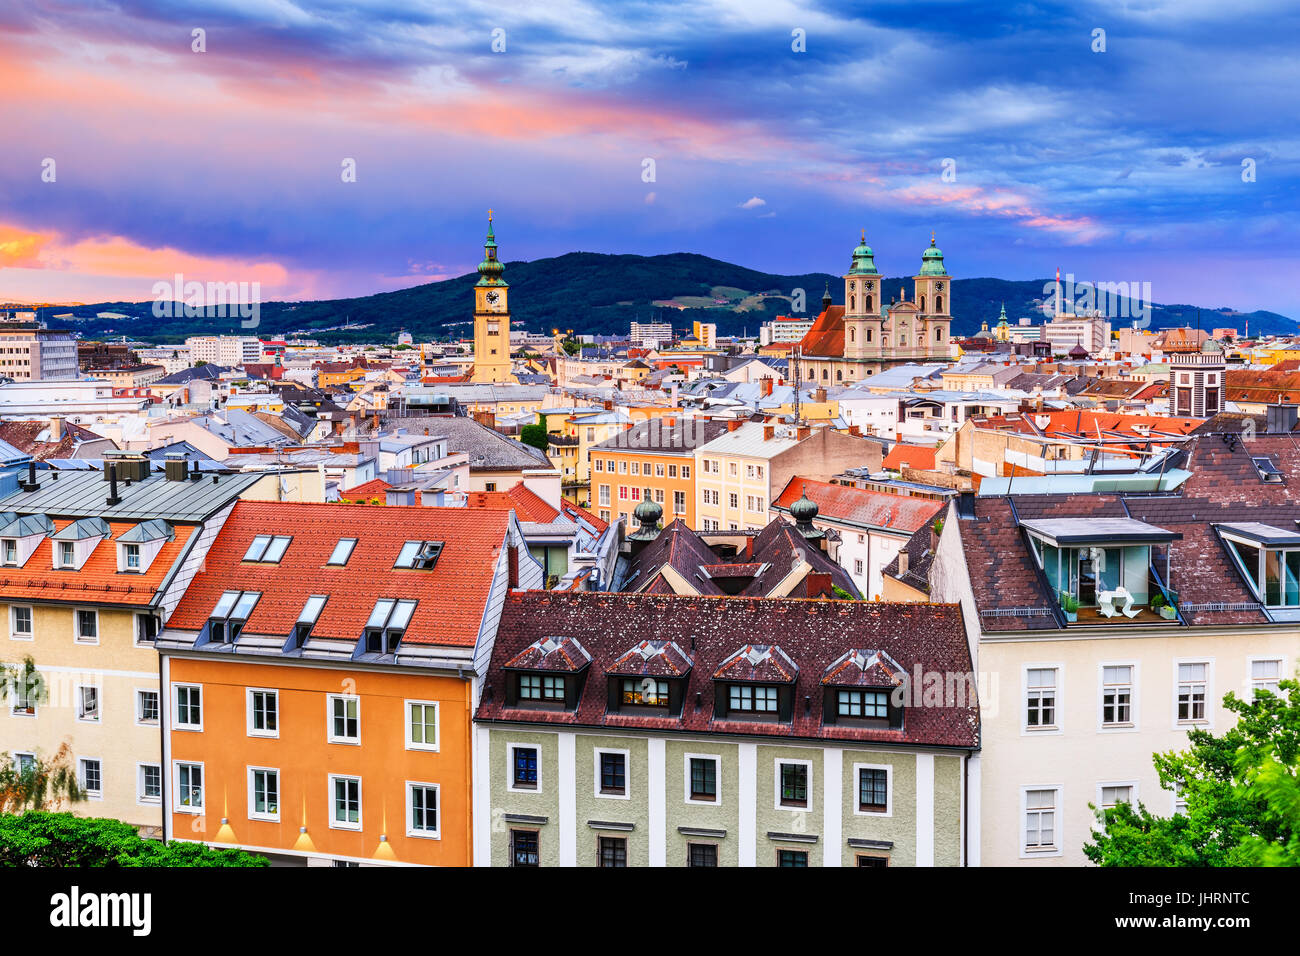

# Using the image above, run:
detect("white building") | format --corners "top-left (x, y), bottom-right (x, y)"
top-left (760, 316), bottom-right (813, 345)
top-left (630, 321), bottom-right (674, 348)
top-left (185, 335), bottom-right (262, 367)
top-left (0, 316), bottom-right (79, 381)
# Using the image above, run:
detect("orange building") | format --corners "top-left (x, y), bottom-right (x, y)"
top-left (589, 417), bottom-right (728, 529)
top-left (157, 500), bottom-right (542, 866)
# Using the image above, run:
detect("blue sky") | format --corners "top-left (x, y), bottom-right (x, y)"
top-left (1, 0), bottom-right (1297, 314)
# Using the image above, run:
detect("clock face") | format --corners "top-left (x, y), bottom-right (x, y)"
top-left (866, 281), bottom-right (874, 291)
top-left (485, 290), bottom-right (499, 304)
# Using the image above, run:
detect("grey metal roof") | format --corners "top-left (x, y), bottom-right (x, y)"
top-left (117, 518), bottom-right (175, 543)
top-left (0, 512), bottom-right (53, 537)
top-left (1217, 522), bottom-right (1300, 546)
top-left (1019, 516), bottom-right (1180, 546)
top-left (386, 416), bottom-right (549, 470)
top-left (0, 470), bottom-right (264, 521)
top-left (50, 516), bottom-right (112, 540)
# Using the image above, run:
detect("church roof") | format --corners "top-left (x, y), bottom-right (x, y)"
top-left (798, 305), bottom-right (846, 357)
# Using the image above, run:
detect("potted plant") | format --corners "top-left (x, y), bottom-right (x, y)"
top-left (1151, 593), bottom-right (1177, 620)
top-left (1059, 590), bottom-right (1078, 623)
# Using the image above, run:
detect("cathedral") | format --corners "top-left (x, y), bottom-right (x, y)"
top-left (470, 211), bottom-right (514, 383)
top-left (797, 233), bottom-right (953, 383)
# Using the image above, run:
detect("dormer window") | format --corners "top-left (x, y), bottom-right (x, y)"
top-left (837, 689), bottom-right (888, 719)
top-left (520, 675), bottom-right (565, 702)
top-left (124, 544), bottom-right (140, 570)
top-left (504, 636), bottom-right (590, 709)
top-left (2, 539), bottom-right (15, 565)
top-left (207, 590), bottom-right (260, 643)
top-left (295, 595), bottom-right (328, 645)
top-left (362, 598), bottom-right (416, 654)
top-left (606, 640), bottom-right (691, 716)
top-left (822, 649), bottom-right (907, 729)
top-left (395, 540), bottom-right (443, 570)
top-left (712, 645), bottom-right (797, 722)
top-left (729, 684), bottom-right (778, 714)
top-left (621, 679), bottom-right (668, 707)
top-left (244, 535), bottom-right (292, 563)
top-left (1219, 523), bottom-right (1300, 608)
top-left (59, 542), bottom-right (75, 568)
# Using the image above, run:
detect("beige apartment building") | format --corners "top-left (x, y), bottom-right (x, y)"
top-left (0, 314), bottom-right (79, 381)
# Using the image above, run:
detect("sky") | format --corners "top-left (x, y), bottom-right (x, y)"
top-left (1, 0), bottom-right (1297, 315)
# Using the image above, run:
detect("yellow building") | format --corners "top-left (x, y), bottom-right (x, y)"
top-left (471, 212), bottom-right (514, 383)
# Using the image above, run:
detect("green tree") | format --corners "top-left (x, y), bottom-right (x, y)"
top-left (0, 657), bottom-right (83, 814)
top-left (519, 423), bottom-right (550, 452)
top-left (0, 812), bottom-right (269, 867)
top-left (561, 338), bottom-right (580, 356)
top-left (1084, 678), bottom-right (1300, 866)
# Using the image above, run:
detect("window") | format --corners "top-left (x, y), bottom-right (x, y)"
top-left (394, 540), bottom-right (443, 570)
top-left (673, 491), bottom-right (686, 514)
top-left (598, 836), bottom-right (627, 867)
top-left (138, 764), bottom-right (161, 804)
top-left (124, 543), bottom-right (140, 570)
top-left (854, 559), bottom-right (864, 575)
top-left (408, 782), bottom-right (439, 838)
top-left (688, 756), bottom-right (719, 802)
top-left (857, 855), bottom-right (888, 867)
top-left (136, 689), bottom-right (159, 725)
top-left (1101, 665), bottom-right (1133, 726)
top-left (681, 465), bottom-right (690, 480)
top-left (729, 493), bottom-right (739, 509)
top-left (1100, 784), bottom-right (1133, 812)
top-left (327, 538), bottom-right (357, 566)
top-left (206, 590), bottom-right (260, 643)
top-left (10, 606), bottom-right (32, 640)
top-left (1177, 663), bottom-right (1207, 722)
top-left (294, 595), bottom-right (327, 646)
top-left (777, 849), bottom-right (808, 867)
top-left (1251, 659), bottom-right (1283, 696)
top-left (175, 762), bottom-right (203, 811)
top-left (618, 460), bottom-right (627, 474)
top-left (619, 485), bottom-right (628, 501)
top-left (328, 695), bottom-right (360, 743)
top-left (330, 775), bottom-right (362, 829)
top-left (687, 843), bottom-right (718, 867)
top-left (362, 598), bottom-right (416, 653)
top-left (1026, 667), bottom-right (1058, 729)
top-left (248, 689), bottom-right (278, 737)
top-left (857, 767), bottom-right (889, 813)
top-left (59, 541), bottom-right (75, 568)
top-left (13, 752), bottom-right (34, 774)
top-left (76, 685), bottom-right (100, 722)
top-left (594, 458), bottom-right (604, 472)
top-left (631, 462), bottom-right (640, 476)
top-left (2, 539), bottom-right (15, 565)
top-left (621, 678), bottom-right (668, 707)
top-left (1023, 789), bottom-right (1058, 854)
top-left (174, 685), bottom-right (202, 730)
top-left (599, 485), bottom-right (611, 506)
top-left (778, 761), bottom-right (809, 809)
top-left (655, 463), bottom-right (665, 477)
top-left (135, 613), bottom-right (158, 645)
top-left (75, 608), bottom-right (98, 643)
top-left (746, 464), bottom-right (755, 478)
top-left (519, 674), bottom-right (565, 702)
top-left (511, 746), bottom-right (539, 791)
top-left (78, 758), bottom-right (102, 799)
top-left (838, 689), bottom-right (888, 719)
top-left (406, 700), bottom-right (439, 751)
top-left (598, 751), bottom-right (627, 796)
top-left (249, 768), bottom-right (279, 820)
top-left (729, 684), bottom-right (778, 713)
top-left (244, 534), bottom-right (292, 563)
top-left (728, 462), bottom-right (738, 477)
top-left (510, 830), bottom-right (539, 867)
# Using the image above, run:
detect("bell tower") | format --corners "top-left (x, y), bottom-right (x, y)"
top-left (471, 210), bottom-right (513, 383)
top-left (913, 233), bottom-right (951, 359)
top-left (843, 230), bottom-right (882, 360)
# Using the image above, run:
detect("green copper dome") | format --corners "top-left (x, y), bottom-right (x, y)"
top-left (919, 233), bottom-right (947, 276)
top-left (1201, 338), bottom-right (1223, 353)
top-left (847, 230), bottom-right (879, 276)
top-left (630, 498), bottom-right (663, 540)
top-left (475, 212), bottom-right (507, 287)
top-left (790, 493), bottom-right (825, 539)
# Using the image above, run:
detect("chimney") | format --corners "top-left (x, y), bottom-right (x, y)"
top-left (665, 416), bottom-right (676, 428)
top-left (805, 571), bottom-right (833, 598)
top-left (728, 419), bottom-right (742, 432)
top-left (164, 453), bottom-right (187, 482)
top-left (49, 416), bottom-right (63, 443)
top-left (106, 463), bottom-right (121, 507)
top-left (604, 399), bottom-right (614, 410)
top-left (814, 387), bottom-right (827, 403)
top-left (20, 461), bottom-right (38, 492)
top-left (761, 377), bottom-right (773, 397)
top-left (898, 549), bottom-right (909, 575)
top-left (507, 544), bottom-right (519, 589)
top-left (848, 425), bottom-right (860, 437)
top-left (763, 425), bottom-right (775, 441)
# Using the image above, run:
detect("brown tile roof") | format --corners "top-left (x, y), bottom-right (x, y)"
top-left (476, 591), bottom-right (979, 748)
top-left (797, 305), bottom-right (847, 358)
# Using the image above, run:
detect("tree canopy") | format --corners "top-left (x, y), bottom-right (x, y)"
top-left (0, 813), bottom-right (269, 867)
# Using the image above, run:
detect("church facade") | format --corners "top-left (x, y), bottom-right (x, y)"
top-left (797, 234), bottom-right (953, 383)
top-left (471, 212), bottom-right (514, 384)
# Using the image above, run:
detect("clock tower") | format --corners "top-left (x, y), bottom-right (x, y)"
top-left (471, 210), bottom-right (514, 383)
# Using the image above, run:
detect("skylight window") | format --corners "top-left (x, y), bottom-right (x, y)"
top-left (244, 535), bottom-right (292, 563)
top-left (362, 598), bottom-right (417, 654)
top-left (1252, 457), bottom-right (1284, 483)
top-left (207, 590), bottom-right (261, 644)
top-left (327, 538), bottom-right (357, 566)
top-left (295, 595), bottom-right (328, 645)
top-left (394, 540), bottom-right (444, 570)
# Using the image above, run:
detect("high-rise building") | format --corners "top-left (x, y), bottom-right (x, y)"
top-left (471, 212), bottom-right (514, 383)
top-left (629, 320), bottom-right (673, 348)
top-left (0, 312), bottom-right (78, 381)
top-left (185, 335), bottom-right (262, 367)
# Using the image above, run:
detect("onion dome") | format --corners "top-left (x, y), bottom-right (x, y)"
top-left (1201, 338), bottom-right (1223, 353)
top-left (630, 498), bottom-right (663, 540)
top-left (848, 229), bottom-right (880, 275)
top-left (475, 212), bottom-right (506, 287)
top-left (790, 493), bottom-right (825, 540)
top-left (918, 232), bottom-right (947, 276)
top-left (1068, 343), bottom-right (1089, 359)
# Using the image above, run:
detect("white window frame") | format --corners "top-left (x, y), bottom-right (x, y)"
top-left (75, 683), bottom-right (101, 723)
top-left (1095, 780), bottom-right (1139, 832)
top-left (506, 742), bottom-right (543, 795)
top-left (173, 683), bottom-right (203, 731)
top-left (9, 605), bottom-right (33, 641)
top-left (1020, 784), bottom-right (1063, 858)
top-left (406, 780), bottom-right (441, 839)
top-left (328, 774), bottom-right (363, 831)
top-left (1247, 655), bottom-right (1286, 697)
top-left (137, 763), bottom-right (162, 806)
top-left (73, 607), bottom-right (99, 645)
top-left (13, 751), bottom-right (35, 774)
top-left (594, 747), bottom-right (631, 801)
top-left (135, 688), bottom-right (160, 726)
top-left (133, 612), bottom-right (160, 647)
top-left (173, 760), bottom-right (204, 813)
top-left (248, 766), bottom-right (281, 822)
top-left (774, 758), bottom-right (813, 812)
top-left (246, 688), bottom-right (279, 738)
top-left (1173, 658), bottom-right (1214, 729)
top-left (326, 693), bottom-right (361, 745)
top-left (683, 753), bottom-right (722, 806)
top-left (1097, 660), bottom-right (1139, 733)
top-left (1021, 663), bottom-right (1063, 735)
top-left (852, 762), bottom-right (892, 817)
top-left (78, 756), bottom-right (103, 801)
top-left (405, 699), bottom-right (440, 752)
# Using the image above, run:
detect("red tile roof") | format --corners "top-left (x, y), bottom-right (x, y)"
top-left (774, 477), bottom-right (943, 534)
top-left (166, 501), bottom-right (509, 647)
top-left (466, 483), bottom-right (608, 532)
top-left (883, 443), bottom-right (937, 472)
top-left (0, 520), bottom-right (194, 607)
top-left (797, 305), bottom-right (846, 357)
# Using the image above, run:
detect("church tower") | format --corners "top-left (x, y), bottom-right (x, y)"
top-left (471, 210), bottom-right (514, 383)
top-left (913, 233), bottom-right (951, 358)
top-left (843, 231), bottom-right (882, 360)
